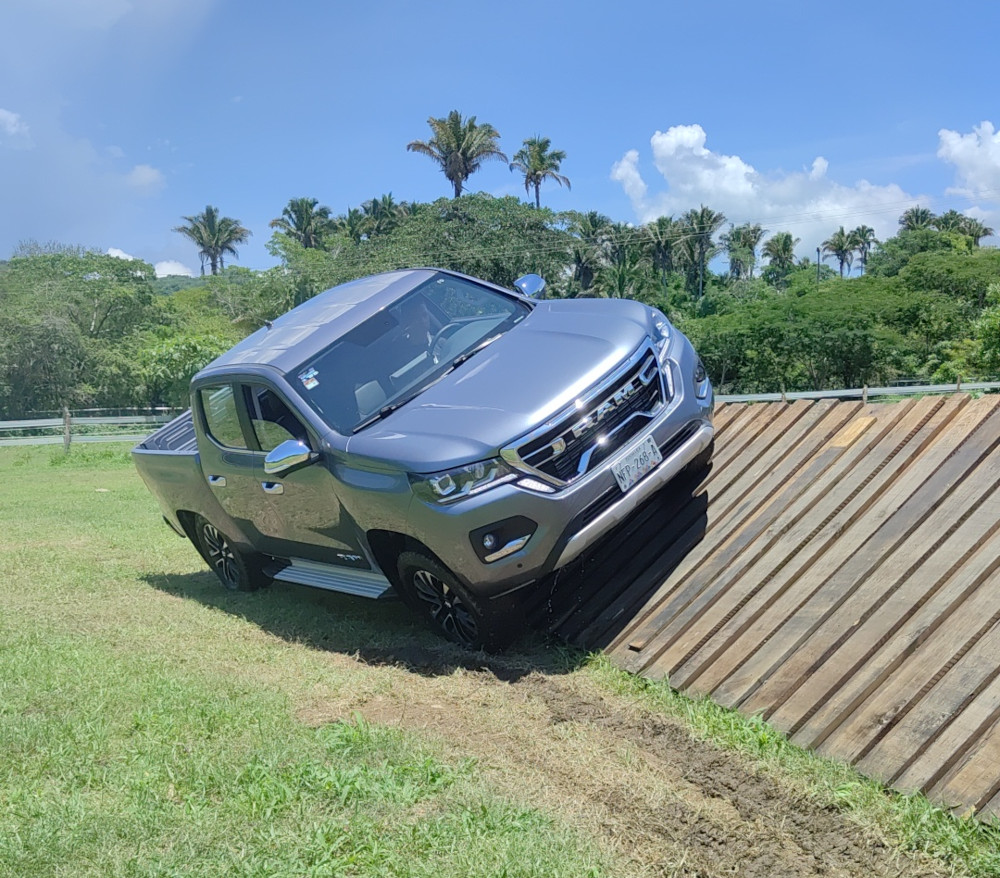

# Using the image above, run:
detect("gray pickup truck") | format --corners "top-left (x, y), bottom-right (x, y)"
top-left (133, 268), bottom-right (714, 649)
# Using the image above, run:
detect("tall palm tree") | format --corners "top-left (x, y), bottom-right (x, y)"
top-left (509, 136), bottom-right (570, 208)
top-left (268, 197), bottom-right (334, 249)
top-left (822, 226), bottom-right (854, 277)
top-left (761, 231), bottom-right (799, 276)
top-left (567, 211), bottom-right (612, 293)
top-left (174, 205), bottom-right (251, 275)
top-left (680, 205), bottom-right (726, 297)
top-left (643, 216), bottom-right (680, 283)
top-left (721, 222), bottom-right (765, 280)
top-left (406, 110), bottom-right (508, 198)
top-left (899, 205), bottom-right (936, 231)
top-left (932, 209), bottom-right (966, 233)
top-left (849, 225), bottom-right (879, 274)
top-left (959, 216), bottom-right (995, 247)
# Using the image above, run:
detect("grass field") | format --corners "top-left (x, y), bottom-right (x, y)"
top-left (1, 444), bottom-right (998, 877)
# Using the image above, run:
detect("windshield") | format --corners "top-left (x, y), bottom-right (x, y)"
top-left (291, 273), bottom-right (530, 433)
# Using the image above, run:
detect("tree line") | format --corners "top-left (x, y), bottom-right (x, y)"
top-left (2, 108), bottom-right (999, 417)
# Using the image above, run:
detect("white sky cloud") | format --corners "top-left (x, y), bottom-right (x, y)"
top-left (938, 121), bottom-right (1000, 202)
top-left (125, 163), bottom-right (165, 194)
top-left (154, 260), bottom-right (193, 278)
top-left (0, 108), bottom-right (28, 137)
top-left (612, 124), bottom-right (923, 257)
top-left (106, 247), bottom-right (134, 260)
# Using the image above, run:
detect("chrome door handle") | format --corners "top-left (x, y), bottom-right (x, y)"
top-left (261, 481), bottom-right (284, 495)
top-left (207, 475), bottom-right (226, 487)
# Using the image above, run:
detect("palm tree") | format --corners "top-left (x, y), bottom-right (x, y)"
top-left (822, 226), bottom-right (854, 277)
top-left (407, 110), bottom-right (508, 198)
top-left (680, 205), bottom-right (726, 297)
top-left (721, 222), bottom-right (765, 280)
top-left (268, 197), bottom-right (335, 249)
top-left (509, 136), bottom-right (570, 208)
top-left (360, 192), bottom-right (408, 237)
top-left (899, 205), bottom-right (936, 231)
top-left (335, 207), bottom-right (368, 244)
top-left (642, 216), bottom-right (680, 283)
top-left (567, 211), bottom-right (612, 294)
top-left (959, 216), bottom-right (994, 247)
top-left (849, 225), bottom-right (879, 274)
top-left (174, 205), bottom-right (251, 275)
top-left (761, 231), bottom-right (799, 276)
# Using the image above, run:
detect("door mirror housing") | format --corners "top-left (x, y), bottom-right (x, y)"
top-left (264, 439), bottom-right (317, 476)
top-left (514, 273), bottom-right (547, 299)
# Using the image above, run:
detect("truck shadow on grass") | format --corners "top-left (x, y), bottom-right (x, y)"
top-left (144, 470), bottom-right (709, 682)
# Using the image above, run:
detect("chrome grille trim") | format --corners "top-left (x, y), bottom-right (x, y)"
top-left (501, 341), bottom-right (669, 487)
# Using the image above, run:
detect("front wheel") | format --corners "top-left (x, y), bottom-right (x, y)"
top-left (395, 552), bottom-right (509, 651)
top-left (194, 517), bottom-right (267, 592)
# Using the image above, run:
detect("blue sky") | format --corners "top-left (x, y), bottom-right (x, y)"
top-left (2, 0), bottom-right (999, 277)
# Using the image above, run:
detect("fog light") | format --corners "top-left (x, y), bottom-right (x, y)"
top-left (694, 361), bottom-right (707, 384)
top-left (482, 533), bottom-right (497, 550)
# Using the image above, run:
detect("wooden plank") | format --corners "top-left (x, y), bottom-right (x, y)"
top-left (909, 677), bottom-right (1000, 809)
top-left (660, 396), bottom-right (954, 692)
top-left (746, 442), bottom-right (1000, 730)
top-left (855, 620), bottom-right (1000, 787)
top-left (789, 528), bottom-right (1000, 751)
top-left (709, 397), bottom-right (1000, 711)
top-left (612, 407), bottom-right (852, 671)
top-left (647, 396), bottom-right (954, 696)
top-left (620, 403), bottom-right (867, 678)
top-left (814, 556), bottom-right (1000, 767)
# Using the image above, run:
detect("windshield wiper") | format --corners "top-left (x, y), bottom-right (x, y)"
top-left (352, 399), bottom-right (410, 433)
top-left (352, 334), bottom-right (504, 433)
top-left (446, 333), bottom-right (503, 371)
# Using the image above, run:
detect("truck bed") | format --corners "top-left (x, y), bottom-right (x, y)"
top-left (136, 409), bottom-right (198, 452)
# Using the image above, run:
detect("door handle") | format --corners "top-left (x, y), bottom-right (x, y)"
top-left (261, 481), bottom-right (284, 495)
top-left (207, 475), bottom-right (227, 487)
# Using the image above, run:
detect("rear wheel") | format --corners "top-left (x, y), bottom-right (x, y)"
top-left (194, 517), bottom-right (267, 592)
top-left (395, 551), bottom-right (509, 651)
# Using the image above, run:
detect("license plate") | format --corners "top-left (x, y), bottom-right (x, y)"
top-left (611, 434), bottom-right (662, 493)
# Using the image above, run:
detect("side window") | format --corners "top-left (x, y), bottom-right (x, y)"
top-left (199, 385), bottom-right (247, 449)
top-left (244, 385), bottom-right (309, 452)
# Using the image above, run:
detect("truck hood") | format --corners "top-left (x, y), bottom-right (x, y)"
top-left (346, 298), bottom-right (652, 471)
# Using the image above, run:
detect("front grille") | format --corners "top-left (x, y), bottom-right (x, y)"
top-left (508, 347), bottom-right (667, 485)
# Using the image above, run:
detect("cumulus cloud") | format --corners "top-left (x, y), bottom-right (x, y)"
top-left (106, 247), bottom-right (135, 260)
top-left (0, 108), bottom-right (31, 147)
top-left (938, 121), bottom-right (1000, 201)
top-left (612, 124), bottom-right (921, 256)
top-left (154, 260), bottom-right (194, 278)
top-left (125, 163), bottom-right (165, 194)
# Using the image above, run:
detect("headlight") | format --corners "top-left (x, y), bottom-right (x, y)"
top-left (651, 309), bottom-right (672, 360)
top-left (410, 458), bottom-right (517, 504)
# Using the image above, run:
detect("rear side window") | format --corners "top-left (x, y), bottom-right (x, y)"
top-left (199, 385), bottom-right (247, 449)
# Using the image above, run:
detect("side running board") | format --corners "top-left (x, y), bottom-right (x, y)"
top-left (269, 557), bottom-right (394, 599)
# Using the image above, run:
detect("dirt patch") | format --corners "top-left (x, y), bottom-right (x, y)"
top-left (298, 657), bottom-right (948, 878)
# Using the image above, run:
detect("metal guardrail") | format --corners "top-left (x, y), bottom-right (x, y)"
top-left (0, 409), bottom-right (183, 448)
top-left (716, 380), bottom-right (1000, 404)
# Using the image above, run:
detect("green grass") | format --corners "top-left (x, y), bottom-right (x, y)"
top-left (0, 444), bottom-right (605, 878)
top-left (4, 443), bottom-right (1000, 877)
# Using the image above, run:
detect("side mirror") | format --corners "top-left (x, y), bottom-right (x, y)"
top-left (514, 273), bottom-right (547, 299)
top-left (264, 439), bottom-right (317, 476)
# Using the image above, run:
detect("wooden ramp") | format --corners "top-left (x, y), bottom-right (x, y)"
top-left (530, 395), bottom-right (1000, 820)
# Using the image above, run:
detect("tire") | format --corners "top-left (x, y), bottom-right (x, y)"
top-left (194, 517), bottom-right (267, 592)
top-left (395, 551), bottom-right (509, 651)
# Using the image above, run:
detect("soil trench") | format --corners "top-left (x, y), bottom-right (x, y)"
top-left (297, 650), bottom-right (948, 878)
